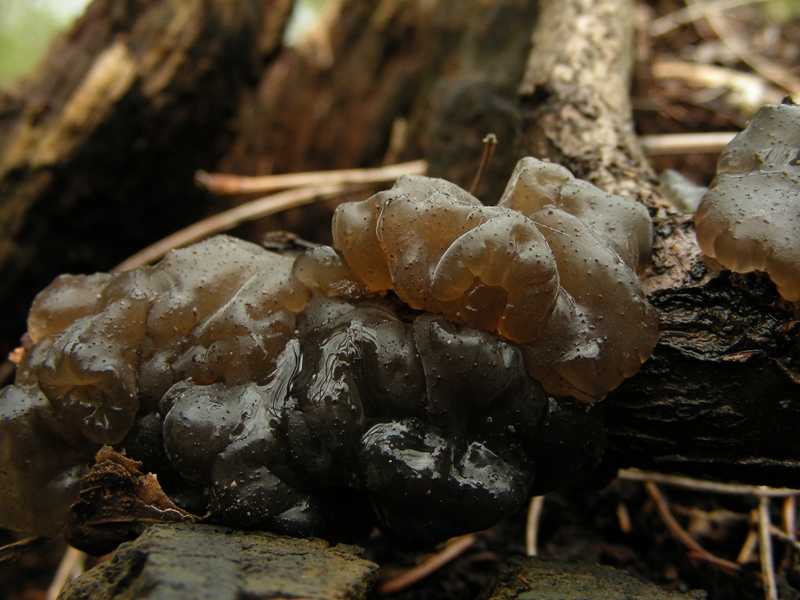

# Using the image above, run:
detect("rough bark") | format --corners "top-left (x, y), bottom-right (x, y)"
top-left (518, 0), bottom-right (657, 201)
top-left (0, 0), bottom-right (292, 353)
top-left (603, 270), bottom-right (800, 488)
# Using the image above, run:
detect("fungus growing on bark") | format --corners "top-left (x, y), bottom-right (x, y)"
top-left (0, 159), bottom-right (656, 544)
top-left (694, 99), bottom-right (800, 302)
top-left (311, 164), bottom-right (659, 401)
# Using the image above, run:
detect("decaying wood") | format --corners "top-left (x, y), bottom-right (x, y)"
top-left (57, 523), bottom-right (379, 600)
top-left (506, 0), bottom-right (798, 487)
top-left (218, 0), bottom-right (540, 206)
top-left (604, 271), bottom-right (800, 488)
top-left (0, 0), bottom-right (292, 352)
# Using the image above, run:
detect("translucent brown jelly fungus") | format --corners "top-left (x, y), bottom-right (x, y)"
top-left (499, 157), bottom-right (653, 271)
top-left (0, 384), bottom-right (88, 538)
top-left (27, 273), bottom-right (112, 344)
top-left (22, 236), bottom-right (309, 447)
top-left (317, 171), bottom-right (658, 402)
top-left (330, 174), bottom-right (561, 342)
top-left (0, 235), bottom-right (613, 543)
top-left (522, 209), bottom-right (660, 402)
top-left (0, 236), bottom-right (310, 536)
top-left (156, 294), bottom-right (577, 542)
top-left (292, 245), bottom-right (370, 298)
top-left (695, 100), bottom-right (800, 302)
top-left (2, 161), bottom-right (657, 540)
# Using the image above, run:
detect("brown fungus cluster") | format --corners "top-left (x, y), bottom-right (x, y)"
top-left (0, 159), bottom-right (657, 545)
top-left (306, 158), bottom-right (659, 401)
top-left (694, 99), bottom-right (800, 302)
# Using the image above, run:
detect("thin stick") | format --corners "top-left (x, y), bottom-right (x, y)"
top-left (378, 534), bottom-right (476, 596)
top-left (672, 504), bottom-right (800, 554)
top-left (688, 550), bottom-right (755, 574)
top-left (46, 546), bottom-right (86, 600)
top-left (638, 132), bottom-right (736, 156)
top-left (113, 183), bottom-right (362, 272)
top-left (645, 481), bottom-right (741, 573)
top-left (619, 468), bottom-right (800, 497)
top-left (469, 134), bottom-right (497, 197)
top-left (0, 536), bottom-right (46, 563)
top-left (736, 510), bottom-right (759, 564)
top-left (783, 496), bottom-right (796, 544)
top-left (196, 159), bottom-right (427, 195)
top-left (757, 493), bottom-right (778, 600)
top-left (770, 523), bottom-right (800, 554)
top-left (526, 495), bottom-right (545, 556)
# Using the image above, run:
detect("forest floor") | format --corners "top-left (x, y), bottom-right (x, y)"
top-left (1, 1), bottom-right (799, 599)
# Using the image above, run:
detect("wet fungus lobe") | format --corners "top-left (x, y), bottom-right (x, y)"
top-left (0, 158), bottom-right (655, 544)
top-left (317, 159), bottom-right (659, 402)
top-left (1, 236), bottom-right (309, 538)
top-left (694, 99), bottom-right (800, 302)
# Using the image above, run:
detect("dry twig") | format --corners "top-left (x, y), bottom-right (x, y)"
top-left (116, 160), bottom-right (428, 272)
top-left (0, 536), bottom-right (47, 564)
top-left (526, 496), bottom-right (546, 556)
top-left (638, 132), bottom-right (736, 155)
top-left (625, 469), bottom-right (800, 597)
top-left (616, 502), bottom-right (633, 534)
top-left (469, 134), bottom-right (498, 197)
top-left (651, 60), bottom-right (783, 110)
top-left (378, 534), bottom-right (476, 596)
top-left (619, 468), bottom-right (800, 497)
top-left (757, 493), bottom-right (778, 600)
top-left (46, 546), bottom-right (86, 600)
top-left (783, 496), bottom-right (796, 544)
top-left (195, 160), bottom-right (427, 195)
top-left (114, 183), bottom-right (363, 272)
top-left (737, 510), bottom-right (760, 564)
top-left (644, 481), bottom-right (742, 574)
top-left (649, 0), bottom-right (769, 36)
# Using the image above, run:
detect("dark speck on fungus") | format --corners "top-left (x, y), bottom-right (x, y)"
top-left (0, 159), bottom-right (657, 544)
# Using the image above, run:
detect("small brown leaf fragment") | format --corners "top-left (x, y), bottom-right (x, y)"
top-left (65, 446), bottom-right (196, 556)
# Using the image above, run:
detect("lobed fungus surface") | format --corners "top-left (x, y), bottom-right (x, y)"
top-left (315, 160), bottom-right (659, 401)
top-left (0, 159), bottom-right (656, 544)
top-left (694, 99), bottom-right (800, 302)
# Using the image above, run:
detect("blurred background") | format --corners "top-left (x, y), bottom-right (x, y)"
top-left (0, 0), bottom-right (330, 86)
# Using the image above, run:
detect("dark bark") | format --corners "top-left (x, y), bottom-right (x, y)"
top-left (604, 270), bottom-right (800, 488)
